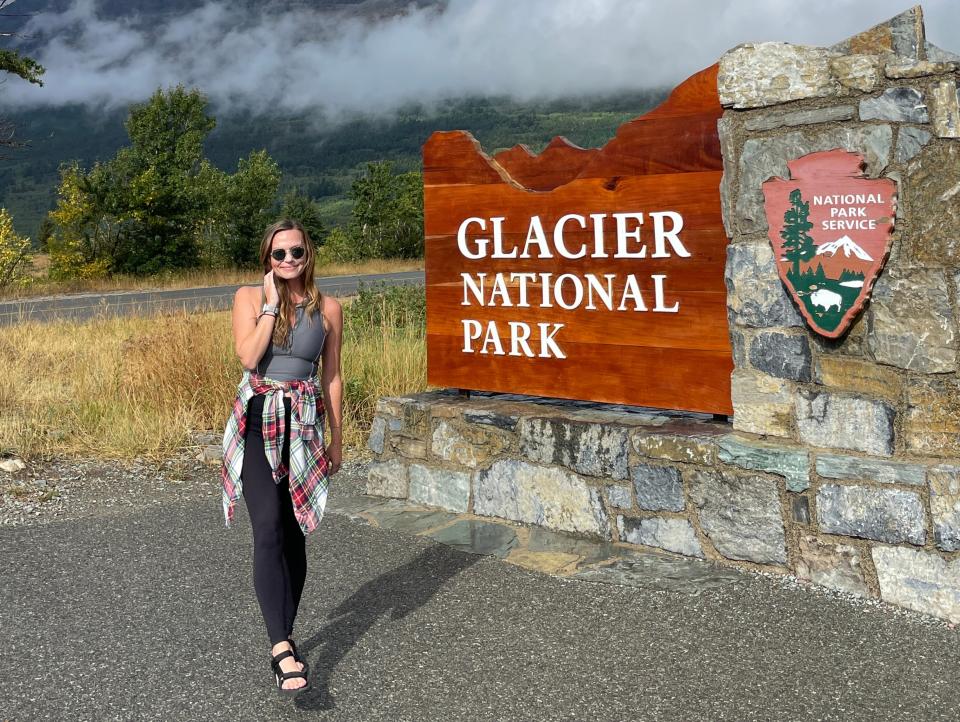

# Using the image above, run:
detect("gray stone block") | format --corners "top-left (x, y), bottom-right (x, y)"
top-left (606, 484), bottom-right (633, 510)
top-left (617, 516), bottom-right (704, 558)
top-left (905, 376), bottom-right (960, 457)
top-left (815, 454), bottom-right (925, 486)
top-left (748, 331), bottom-right (812, 382)
top-left (816, 483), bottom-right (925, 545)
top-left (730, 328), bottom-right (748, 368)
top-left (367, 458), bottom-right (409, 499)
top-left (731, 369), bottom-right (795, 438)
top-left (736, 126), bottom-right (892, 233)
top-left (474, 460), bottom-right (610, 538)
top-left (519, 417), bottom-right (628, 480)
top-left (409, 464), bottom-right (470, 513)
top-left (796, 535), bottom-right (870, 597)
top-left (462, 409), bottom-right (519, 431)
top-left (924, 42), bottom-right (960, 64)
top-left (431, 419), bottom-right (511, 469)
top-left (930, 79), bottom-right (960, 138)
top-left (725, 242), bottom-right (803, 329)
top-left (367, 416), bottom-right (387, 455)
top-left (718, 114), bottom-right (737, 240)
top-left (718, 435), bottom-right (810, 492)
top-left (928, 465), bottom-right (960, 552)
top-left (895, 126), bottom-right (932, 164)
top-left (873, 546), bottom-right (960, 624)
top-left (792, 495), bottom-right (811, 524)
top-left (859, 87), bottom-right (929, 123)
top-left (904, 143), bottom-right (960, 265)
top-left (886, 58), bottom-right (960, 78)
top-left (689, 468), bottom-right (786, 565)
top-left (718, 43), bottom-right (840, 109)
top-left (795, 391), bottom-right (895, 456)
top-left (632, 431), bottom-right (718, 466)
top-left (744, 105), bottom-right (855, 132)
top-left (866, 268), bottom-right (956, 373)
top-left (394, 437), bottom-right (427, 460)
top-left (631, 464), bottom-right (684, 512)
top-left (830, 7), bottom-right (924, 59)
top-left (830, 55), bottom-right (882, 92)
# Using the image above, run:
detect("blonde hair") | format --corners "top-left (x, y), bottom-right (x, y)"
top-left (259, 219), bottom-right (323, 347)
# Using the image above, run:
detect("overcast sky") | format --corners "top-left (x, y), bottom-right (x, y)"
top-left (3, 0), bottom-right (959, 119)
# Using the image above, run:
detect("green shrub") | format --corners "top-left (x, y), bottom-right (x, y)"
top-left (344, 282), bottom-right (426, 330)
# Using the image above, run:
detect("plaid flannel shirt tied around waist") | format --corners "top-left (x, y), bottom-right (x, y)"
top-left (221, 372), bottom-right (329, 535)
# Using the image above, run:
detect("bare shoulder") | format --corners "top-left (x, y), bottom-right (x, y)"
top-left (322, 295), bottom-right (343, 326)
top-left (234, 285), bottom-right (261, 305)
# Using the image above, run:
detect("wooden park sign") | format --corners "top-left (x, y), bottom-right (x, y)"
top-left (762, 150), bottom-right (897, 338)
top-left (423, 65), bottom-right (733, 415)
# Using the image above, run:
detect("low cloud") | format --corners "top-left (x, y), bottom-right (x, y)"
top-left (4, 0), bottom-right (960, 119)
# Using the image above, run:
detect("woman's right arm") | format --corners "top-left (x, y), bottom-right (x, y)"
top-left (233, 273), bottom-right (278, 370)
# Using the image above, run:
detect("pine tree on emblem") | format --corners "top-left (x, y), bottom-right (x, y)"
top-left (780, 188), bottom-right (817, 285)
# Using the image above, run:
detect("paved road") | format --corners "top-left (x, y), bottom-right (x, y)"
top-left (1, 468), bottom-right (959, 721)
top-left (0, 270), bottom-right (425, 326)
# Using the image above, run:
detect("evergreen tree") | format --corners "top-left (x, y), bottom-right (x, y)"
top-left (347, 162), bottom-right (423, 260)
top-left (780, 188), bottom-right (816, 284)
top-left (278, 191), bottom-right (326, 246)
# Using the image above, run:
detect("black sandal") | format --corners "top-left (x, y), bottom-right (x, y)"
top-left (287, 638), bottom-right (310, 677)
top-left (271, 649), bottom-right (311, 696)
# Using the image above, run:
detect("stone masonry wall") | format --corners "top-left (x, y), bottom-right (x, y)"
top-left (367, 389), bottom-right (960, 623)
top-left (367, 7), bottom-right (960, 624)
top-left (714, 6), bottom-right (960, 620)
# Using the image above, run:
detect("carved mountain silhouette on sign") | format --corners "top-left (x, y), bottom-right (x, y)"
top-left (427, 64), bottom-right (724, 192)
top-left (493, 138), bottom-right (599, 192)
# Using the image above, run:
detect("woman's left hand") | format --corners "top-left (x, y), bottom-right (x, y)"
top-left (326, 437), bottom-right (342, 475)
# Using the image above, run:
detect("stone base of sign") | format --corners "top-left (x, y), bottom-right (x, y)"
top-left (368, 390), bottom-right (960, 624)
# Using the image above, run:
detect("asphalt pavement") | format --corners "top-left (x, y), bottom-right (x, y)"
top-left (2, 465), bottom-right (960, 722)
top-left (0, 270), bottom-right (424, 326)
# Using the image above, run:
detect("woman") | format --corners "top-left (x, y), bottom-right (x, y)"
top-left (221, 218), bottom-right (343, 695)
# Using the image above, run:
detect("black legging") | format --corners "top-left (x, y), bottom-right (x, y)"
top-left (241, 394), bottom-right (307, 646)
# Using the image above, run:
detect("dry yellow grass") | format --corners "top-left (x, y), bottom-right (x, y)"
top-left (3, 256), bottom-right (424, 300)
top-left (0, 303), bottom-right (426, 460)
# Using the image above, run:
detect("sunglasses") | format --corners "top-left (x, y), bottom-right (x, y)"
top-left (270, 246), bottom-right (306, 262)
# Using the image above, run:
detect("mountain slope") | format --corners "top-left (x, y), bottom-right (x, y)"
top-left (0, 90), bottom-right (666, 239)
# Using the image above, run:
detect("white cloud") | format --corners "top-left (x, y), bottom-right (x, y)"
top-left (4, 0), bottom-right (959, 119)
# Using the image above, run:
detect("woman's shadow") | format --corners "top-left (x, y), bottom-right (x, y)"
top-left (293, 544), bottom-right (480, 711)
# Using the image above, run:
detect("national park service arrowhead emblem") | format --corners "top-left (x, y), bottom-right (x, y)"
top-left (762, 149), bottom-right (897, 339)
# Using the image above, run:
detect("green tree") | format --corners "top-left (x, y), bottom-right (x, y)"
top-left (0, 207), bottom-right (31, 288)
top-left (0, 49), bottom-right (43, 85)
top-left (215, 150), bottom-right (281, 268)
top-left (278, 190), bottom-right (326, 246)
top-left (780, 188), bottom-right (816, 284)
top-left (113, 87), bottom-right (218, 273)
top-left (341, 162), bottom-right (422, 261)
top-left (48, 86), bottom-right (282, 275)
top-left (35, 216), bottom-right (54, 252)
top-left (1, 0), bottom-right (45, 154)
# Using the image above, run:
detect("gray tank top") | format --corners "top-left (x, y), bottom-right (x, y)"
top-left (256, 302), bottom-right (327, 381)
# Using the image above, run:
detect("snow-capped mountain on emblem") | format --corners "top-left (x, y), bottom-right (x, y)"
top-left (815, 235), bottom-right (873, 261)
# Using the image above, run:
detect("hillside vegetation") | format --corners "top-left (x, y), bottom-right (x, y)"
top-left (0, 90), bottom-right (665, 241)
